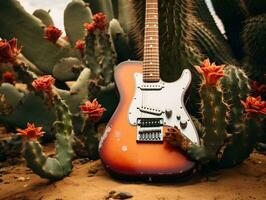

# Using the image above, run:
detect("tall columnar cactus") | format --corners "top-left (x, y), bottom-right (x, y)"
top-left (166, 59), bottom-right (264, 167)
top-left (242, 13), bottom-right (266, 83)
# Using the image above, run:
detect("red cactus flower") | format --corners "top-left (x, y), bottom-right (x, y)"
top-left (0, 38), bottom-right (21, 63)
top-left (75, 39), bottom-right (85, 56)
top-left (93, 12), bottom-right (107, 30)
top-left (44, 25), bottom-right (62, 44)
top-left (2, 71), bottom-right (16, 84)
top-left (84, 22), bottom-right (96, 32)
top-left (250, 81), bottom-right (266, 100)
top-left (84, 12), bottom-right (107, 33)
top-left (32, 75), bottom-right (55, 93)
top-left (80, 99), bottom-right (106, 122)
top-left (194, 58), bottom-right (225, 86)
top-left (241, 96), bottom-right (266, 115)
top-left (17, 123), bottom-right (45, 140)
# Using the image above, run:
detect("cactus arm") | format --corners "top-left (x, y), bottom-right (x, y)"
top-left (64, 0), bottom-right (93, 46)
top-left (56, 68), bottom-right (91, 115)
top-left (33, 9), bottom-right (54, 26)
top-left (220, 66), bottom-right (250, 130)
top-left (117, 0), bottom-right (131, 33)
top-left (53, 57), bottom-right (85, 82)
top-left (0, 83), bottom-right (24, 108)
top-left (99, 33), bottom-right (117, 85)
top-left (109, 19), bottom-right (132, 63)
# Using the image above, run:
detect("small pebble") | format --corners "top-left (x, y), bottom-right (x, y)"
top-left (107, 190), bottom-right (133, 199)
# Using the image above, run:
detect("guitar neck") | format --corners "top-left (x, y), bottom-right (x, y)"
top-left (143, 0), bottom-right (160, 82)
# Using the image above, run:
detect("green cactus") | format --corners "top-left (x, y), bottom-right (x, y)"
top-left (52, 57), bottom-right (85, 81)
top-left (56, 68), bottom-right (91, 115)
top-left (0, 83), bottom-right (24, 108)
top-left (0, 0), bottom-right (70, 74)
top-left (199, 84), bottom-right (229, 159)
top-left (64, 0), bottom-right (93, 46)
top-left (33, 9), bottom-right (54, 26)
top-left (85, 0), bottom-right (114, 20)
top-left (12, 62), bottom-right (74, 180)
top-left (219, 117), bottom-right (262, 168)
top-left (84, 29), bottom-right (116, 86)
top-left (220, 66), bottom-right (250, 130)
top-left (242, 13), bottom-right (266, 82)
top-left (109, 19), bottom-right (132, 63)
top-left (211, 0), bottom-right (248, 59)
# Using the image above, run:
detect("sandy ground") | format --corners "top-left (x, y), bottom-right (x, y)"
top-left (0, 153), bottom-right (265, 200)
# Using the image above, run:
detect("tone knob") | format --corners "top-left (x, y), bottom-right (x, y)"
top-left (180, 119), bottom-right (187, 129)
top-left (165, 109), bottom-right (172, 118)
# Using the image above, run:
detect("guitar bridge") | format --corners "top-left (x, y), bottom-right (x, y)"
top-left (136, 118), bottom-right (164, 142)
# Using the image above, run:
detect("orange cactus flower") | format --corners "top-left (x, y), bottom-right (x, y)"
top-left (32, 75), bottom-right (55, 93)
top-left (194, 58), bottom-right (225, 86)
top-left (75, 39), bottom-right (85, 56)
top-left (93, 12), bottom-right (107, 30)
top-left (84, 12), bottom-right (107, 33)
top-left (44, 25), bottom-right (62, 44)
top-left (17, 123), bottom-right (45, 140)
top-left (80, 99), bottom-right (106, 122)
top-left (0, 38), bottom-right (21, 63)
top-left (2, 71), bottom-right (16, 84)
top-left (241, 96), bottom-right (266, 115)
top-left (84, 22), bottom-right (96, 32)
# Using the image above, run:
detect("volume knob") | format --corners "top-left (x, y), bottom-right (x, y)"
top-left (180, 119), bottom-right (187, 129)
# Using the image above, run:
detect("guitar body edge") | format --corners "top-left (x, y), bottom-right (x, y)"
top-left (99, 61), bottom-right (197, 179)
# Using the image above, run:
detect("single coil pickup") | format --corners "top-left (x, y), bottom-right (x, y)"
top-left (137, 118), bottom-right (164, 127)
top-left (137, 130), bottom-right (163, 142)
top-left (138, 84), bottom-right (164, 91)
top-left (137, 107), bottom-right (163, 116)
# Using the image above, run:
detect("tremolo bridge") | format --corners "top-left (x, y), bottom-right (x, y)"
top-left (136, 118), bottom-right (164, 142)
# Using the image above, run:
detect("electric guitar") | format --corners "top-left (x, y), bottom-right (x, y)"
top-left (99, 0), bottom-right (199, 179)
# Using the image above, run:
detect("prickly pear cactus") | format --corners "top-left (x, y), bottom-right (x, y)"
top-left (13, 62), bottom-right (75, 180)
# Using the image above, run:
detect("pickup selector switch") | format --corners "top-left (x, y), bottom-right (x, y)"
top-left (165, 109), bottom-right (172, 118)
top-left (180, 119), bottom-right (187, 129)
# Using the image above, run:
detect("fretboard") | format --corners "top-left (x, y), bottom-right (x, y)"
top-left (143, 0), bottom-right (160, 82)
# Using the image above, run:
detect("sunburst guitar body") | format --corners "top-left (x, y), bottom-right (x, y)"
top-left (99, 62), bottom-right (200, 179)
top-left (99, 0), bottom-right (200, 179)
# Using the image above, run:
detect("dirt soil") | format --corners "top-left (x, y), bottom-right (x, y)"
top-left (0, 152), bottom-right (265, 200)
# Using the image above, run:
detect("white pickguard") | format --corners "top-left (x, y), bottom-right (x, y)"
top-left (128, 69), bottom-right (200, 144)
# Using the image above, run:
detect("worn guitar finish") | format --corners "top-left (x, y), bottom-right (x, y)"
top-left (99, 0), bottom-right (199, 178)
